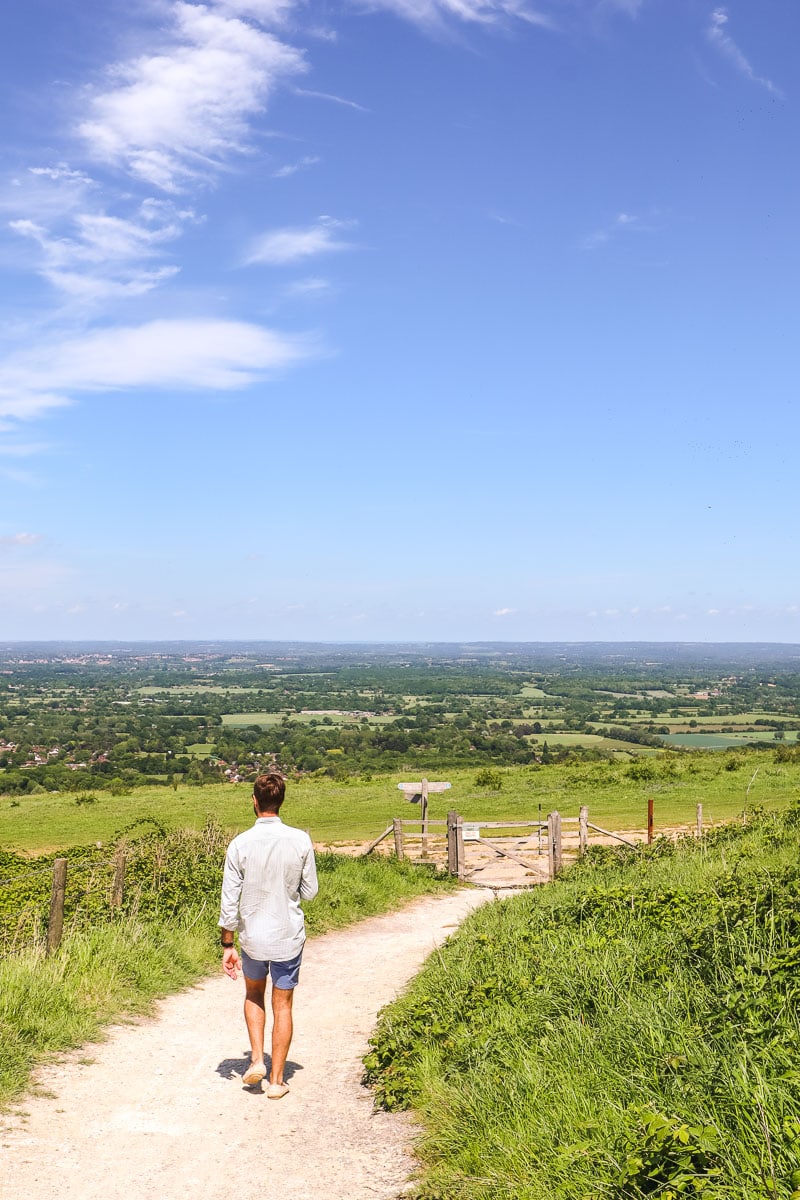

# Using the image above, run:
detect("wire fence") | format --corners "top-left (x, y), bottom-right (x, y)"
top-left (0, 819), bottom-right (229, 957)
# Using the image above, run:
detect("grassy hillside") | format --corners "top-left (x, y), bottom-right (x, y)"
top-left (365, 807), bottom-right (800, 1199)
top-left (1, 749), bottom-right (798, 854)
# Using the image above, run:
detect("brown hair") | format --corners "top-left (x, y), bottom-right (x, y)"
top-left (253, 772), bottom-right (286, 813)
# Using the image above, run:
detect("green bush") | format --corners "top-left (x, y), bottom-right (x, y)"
top-left (474, 768), bottom-right (503, 790)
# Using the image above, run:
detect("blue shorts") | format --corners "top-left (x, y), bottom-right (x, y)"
top-left (240, 948), bottom-right (303, 990)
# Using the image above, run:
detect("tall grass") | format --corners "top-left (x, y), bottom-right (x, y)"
top-left (365, 810), bottom-right (800, 1199)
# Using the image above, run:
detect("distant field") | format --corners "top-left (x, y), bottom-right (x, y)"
top-left (2, 752), bottom-right (797, 855)
top-left (220, 711), bottom-right (394, 728)
top-left (137, 685), bottom-right (261, 695)
top-left (186, 743), bottom-right (217, 756)
top-left (626, 712), bottom-right (789, 727)
top-left (524, 732), bottom-right (661, 755)
top-left (665, 731), bottom-right (800, 749)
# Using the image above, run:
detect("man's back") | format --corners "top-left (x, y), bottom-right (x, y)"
top-left (220, 816), bottom-right (318, 963)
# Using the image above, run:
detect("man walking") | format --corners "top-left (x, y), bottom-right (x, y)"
top-left (219, 772), bottom-right (318, 1098)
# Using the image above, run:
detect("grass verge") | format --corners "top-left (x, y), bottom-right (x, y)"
top-left (364, 807), bottom-right (800, 1200)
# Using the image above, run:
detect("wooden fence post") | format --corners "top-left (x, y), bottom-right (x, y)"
top-left (647, 796), bottom-right (654, 845)
top-left (455, 814), bottom-right (465, 882)
top-left (420, 778), bottom-right (429, 858)
top-left (446, 811), bottom-right (458, 876)
top-left (579, 805), bottom-right (589, 855)
top-left (47, 857), bottom-right (68, 956)
top-left (393, 818), bottom-right (405, 861)
top-left (696, 803), bottom-right (703, 839)
top-left (547, 811), bottom-right (562, 880)
top-left (111, 849), bottom-right (126, 908)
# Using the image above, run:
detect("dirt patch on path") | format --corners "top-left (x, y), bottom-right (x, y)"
top-left (0, 889), bottom-right (491, 1200)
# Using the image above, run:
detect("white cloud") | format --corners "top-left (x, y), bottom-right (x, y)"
top-left (210, 0), bottom-right (295, 25)
top-left (9, 199), bottom-right (191, 301)
top-left (292, 87), bottom-right (370, 112)
top-left (583, 210), bottom-right (644, 249)
top-left (245, 217), bottom-right (355, 265)
top-left (283, 276), bottom-right (333, 297)
top-left (707, 8), bottom-right (783, 97)
top-left (0, 318), bottom-right (314, 420)
top-left (0, 443), bottom-right (50, 457)
top-left (493, 606), bottom-right (516, 617)
top-left (78, 2), bottom-right (306, 192)
top-left (0, 532), bottom-right (43, 547)
top-left (272, 154), bottom-right (321, 178)
top-left (358, 0), bottom-right (555, 32)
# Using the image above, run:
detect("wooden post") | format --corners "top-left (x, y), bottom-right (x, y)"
top-left (696, 803), bottom-right (703, 839)
top-left (420, 777), bottom-right (429, 858)
top-left (446, 810), bottom-right (458, 876)
top-left (647, 796), bottom-right (654, 845)
top-left (547, 811), bottom-right (562, 880)
top-left (579, 805), bottom-right (589, 855)
top-left (111, 849), bottom-right (126, 907)
top-left (455, 814), bottom-right (465, 881)
top-left (362, 825), bottom-right (394, 855)
top-left (47, 858), bottom-right (68, 956)
top-left (393, 818), bottom-right (405, 861)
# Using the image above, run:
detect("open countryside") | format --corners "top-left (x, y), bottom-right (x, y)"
top-left (3, 641), bottom-right (800, 1200)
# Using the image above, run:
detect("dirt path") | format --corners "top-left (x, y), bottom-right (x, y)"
top-left (0, 889), bottom-right (491, 1200)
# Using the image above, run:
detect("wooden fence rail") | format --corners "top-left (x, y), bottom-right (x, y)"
top-left (363, 798), bottom-right (710, 882)
top-left (29, 795), bottom-right (713, 956)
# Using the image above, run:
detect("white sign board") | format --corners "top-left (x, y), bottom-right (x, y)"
top-left (462, 822), bottom-right (481, 842)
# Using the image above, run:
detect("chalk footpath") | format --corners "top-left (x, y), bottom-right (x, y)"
top-left (0, 888), bottom-right (489, 1200)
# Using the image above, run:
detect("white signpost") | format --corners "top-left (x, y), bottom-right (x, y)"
top-left (397, 777), bottom-right (451, 857)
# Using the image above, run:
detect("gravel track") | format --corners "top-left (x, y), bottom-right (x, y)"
top-left (0, 888), bottom-right (490, 1200)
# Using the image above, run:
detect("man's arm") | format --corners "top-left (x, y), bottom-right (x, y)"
top-left (299, 842), bottom-right (318, 901)
top-left (219, 842), bottom-right (244, 978)
top-left (219, 841), bottom-right (244, 930)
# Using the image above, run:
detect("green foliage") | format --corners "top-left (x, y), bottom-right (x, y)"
top-left (473, 768), bottom-right (503, 790)
top-left (617, 1107), bottom-right (722, 1197)
top-left (364, 807), bottom-right (800, 1200)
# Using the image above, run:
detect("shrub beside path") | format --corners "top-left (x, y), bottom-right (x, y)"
top-left (0, 888), bottom-right (490, 1200)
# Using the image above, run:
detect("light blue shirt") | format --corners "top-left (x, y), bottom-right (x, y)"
top-left (219, 816), bottom-right (318, 962)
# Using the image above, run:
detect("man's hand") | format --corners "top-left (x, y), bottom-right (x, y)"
top-left (222, 946), bottom-right (240, 980)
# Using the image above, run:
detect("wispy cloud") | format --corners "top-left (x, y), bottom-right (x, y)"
top-left (78, 2), bottom-right (307, 193)
top-left (582, 210), bottom-right (651, 250)
top-left (0, 0), bottom-right (322, 455)
top-left (358, 0), bottom-right (556, 33)
top-left (245, 217), bottom-right (355, 265)
top-left (283, 276), bottom-right (333, 298)
top-left (707, 8), bottom-right (783, 97)
top-left (0, 318), bottom-right (315, 422)
top-left (293, 87), bottom-right (370, 112)
top-left (9, 197), bottom-right (193, 301)
top-left (272, 154), bottom-right (321, 178)
top-left (210, 0), bottom-right (296, 24)
top-left (0, 532), bottom-right (43, 547)
top-left (493, 606), bottom-right (516, 617)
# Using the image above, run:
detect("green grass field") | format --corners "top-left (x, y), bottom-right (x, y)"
top-left (665, 731), bottom-right (800, 749)
top-left (219, 711), bottom-right (395, 727)
top-left (2, 751), bottom-right (798, 854)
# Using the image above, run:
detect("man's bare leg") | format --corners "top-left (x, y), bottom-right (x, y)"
top-left (270, 985), bottom-right (294, 1086)
top-left (243, 975), bottom-right (267, 1078)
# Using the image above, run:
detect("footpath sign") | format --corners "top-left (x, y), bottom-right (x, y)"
top-left (397, 778), bottom-right (451, 855)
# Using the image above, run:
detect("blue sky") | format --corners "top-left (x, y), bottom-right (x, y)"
top-left (0, 0), bottom-right (797, 641)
